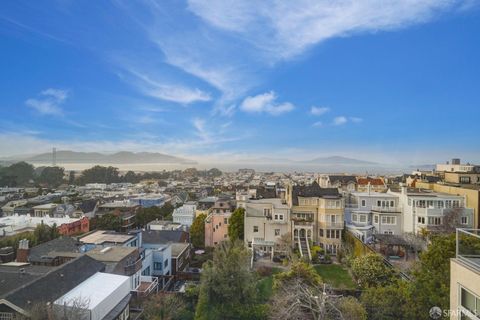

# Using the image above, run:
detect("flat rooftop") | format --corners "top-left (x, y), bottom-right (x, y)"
top-left (54, 272), bottom-right (129, 309)
top-left (86, 246), bottom-right (137, 262)
top-left (79, 230), bottom-right (135, 245)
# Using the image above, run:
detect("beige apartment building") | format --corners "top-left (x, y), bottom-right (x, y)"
top-left (450, 229), bottom-right (480, 320)
top-left (285, 182), bottom-right (344, 255)
top-left (416, 181), bottom-right (480, 229)
top-left (244, 198), bottom-right (290, 258)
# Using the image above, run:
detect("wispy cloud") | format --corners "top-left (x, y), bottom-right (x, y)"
top-left (310, 106), bottom-right (330, 116)
top-left (312, 121), bottom-right (323, 127)
top-left (188, 0), bottom-right (471, 61)
top-left (333, 116), bottom-right (348, 126)
top-left (25, 88), bottom-right (68, 115)
top-left (240, 91), bottom-right (294, 115)
top-left (331, 116), bottom-right (363, 126)
top-left (119, 67), bottom-right (211, 104)
top-left (350, 117), bottom-right (363, 123)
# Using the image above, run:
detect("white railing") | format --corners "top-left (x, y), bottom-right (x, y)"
top-left (371, 206), bottom-right (400, 212)
top-left (133, 276), bottom-right (158, 295)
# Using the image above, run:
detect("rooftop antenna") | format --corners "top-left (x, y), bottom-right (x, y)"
top-left (52, 147), bottom-right (57, 166)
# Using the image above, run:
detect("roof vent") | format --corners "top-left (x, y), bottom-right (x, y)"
top-left (100, 247), bottom-right (112, 254)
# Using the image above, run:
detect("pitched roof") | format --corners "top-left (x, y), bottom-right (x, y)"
top-left (357, 177), bottom-right (385, 186)
top-left (292, 182), bottom-right (340, 205)
top-left (0, 264), bottom-right (52, 298)
top-left (328, 175), bottom-right (357, 184)
top-left (28, 237), bottom-right (83, 264)
top-left (3, 255), bottom-right (105, 310)
top-left (142, 230), bottom-right (189, 244)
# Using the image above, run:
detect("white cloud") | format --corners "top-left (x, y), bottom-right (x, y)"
top-left (188, 0), bottom-right (470, 60)
top-left (310, 106), bottom-right (330, 116)
top-left (312, 121), bottom-right (323, 127)
top-left (25, 88), bottom-right (68, 115)
top-left (120, 68), bottom-right (211, 104)
top-left (240, 91), bottom-right (294, 115)
top-left (350, 117), bottom-right (363, 123)
top-left (333, 116), bottom-right (348, 126)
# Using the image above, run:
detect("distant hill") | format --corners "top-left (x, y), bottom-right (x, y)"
top-left (302, 156), bottom-right (378, 165)
top-left (17, 150), bottom-right (196, 164)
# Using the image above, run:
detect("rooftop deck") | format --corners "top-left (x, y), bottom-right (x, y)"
top-left (457, 229), bottom-right (480, 272)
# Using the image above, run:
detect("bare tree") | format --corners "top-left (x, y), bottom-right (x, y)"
top-left (275, 232), bottom-right (294, 261)
top-left (402, 232), bottom-right (427, 259)
top-left (19, 297), bottom-right (90, 320)
top-left (269, 278), bottom-right (354, 320)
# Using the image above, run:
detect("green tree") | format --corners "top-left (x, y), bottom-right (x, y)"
top-left (95, 213), bottom-right (122, 231)
top-left (273, 261), bottom-right (322, 289)
top-left (68, 170), bottom-right (76, 185)
top-left (159, 203), bottom-right (175, 220)
top-left (408, 234), bottom-right (456, 319)
top-left (37, 166), bottom-right (65, 187)
top-left (361, 283), bottom-right (410, 320)
top-left (228, 207), bottom-right (245, 241)
top-left (351, 253), bottom-right (395, 288)
top-left (195, 241), bottom-right (266, 320)
top-left (190, 214), bottom-right (206, 248)
top-left (337, 296), bottom-right (368, 320)
top-left (77, 165), bottom-right (120, 184)
top-left (0, 161), bottom-right (35, 186)
top-left (143, 293), bottom-right (193, 320)
top-left (123, 170), bottom-right (139, 183)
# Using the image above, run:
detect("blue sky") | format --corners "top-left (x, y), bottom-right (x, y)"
top-left (0, 0), bottom-right (479, 165)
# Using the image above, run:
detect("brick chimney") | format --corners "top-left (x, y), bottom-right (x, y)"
top-left (16, 239), bottom-right (30, 263)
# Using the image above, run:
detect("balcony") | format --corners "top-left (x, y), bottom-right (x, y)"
top-left (124, 257), bottom-right (143, 275)
top-left (293, 220), bottom-right (314, 227)
top-left (319, 221), bottom-right (344, 229)
top-left (415, 207), bottom-right (473, 217)
top-left (456, 229), bottom-right (480, 272)
top-left (133, 276), bottom-right (158, 296)
top-left (371, 206), bottom-right (401, 213)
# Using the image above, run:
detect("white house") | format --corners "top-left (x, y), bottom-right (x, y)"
top-left (54, 272), bottom-right (131, 320)
top-left (345, 191), bottom-right (402, 242)
top-left (172, 202), bottom-right (196, 226)
top-left (394, 186), bottom-right (474, 234)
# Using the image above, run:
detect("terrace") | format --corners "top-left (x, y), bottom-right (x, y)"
top-left (456, 229), bottom-right (480, 271)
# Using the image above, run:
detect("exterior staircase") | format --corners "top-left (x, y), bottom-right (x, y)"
top-left (298, 237), bottom-right (312, 261)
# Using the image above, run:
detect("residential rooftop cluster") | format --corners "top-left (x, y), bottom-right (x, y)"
top-left (0, 158), bottom-right (479, 319)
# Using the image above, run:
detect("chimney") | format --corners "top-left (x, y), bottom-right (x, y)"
top-left (399, 183), bottom-right (407, 195)
top-left (16, 239), bottom-right (30, 263)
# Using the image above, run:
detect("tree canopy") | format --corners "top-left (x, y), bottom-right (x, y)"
top-left (190, 214), bottom-right (206, 248)
top-left (76, 165), bottom-right (120, 184)
top-left (195, 241), bottom-right (266, 320)
top-left (0, 161), bottom-right (35, 187)
top-left (37, 166), bottom-right (65, 187)
top-left (228, 207), bottom-right (245, 241)
top-left (351, 253), bottom-right (395, 288)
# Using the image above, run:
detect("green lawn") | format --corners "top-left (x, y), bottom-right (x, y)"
top-left (314, 264), bottom-right (356, 289)
top-left (257, 267), bottom-right (283, 302)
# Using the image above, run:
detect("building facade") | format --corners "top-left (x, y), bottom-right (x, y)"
top-left (286, 182), bottom-right (344, 255)
top-left (450, 228), bottom-right (480, 320)
top-left (244, 198), bottom-right (290, 257)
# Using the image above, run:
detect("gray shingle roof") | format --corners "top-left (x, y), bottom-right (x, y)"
top-left (4, 255), bottom-right (105, 310)
top-left (292, 182), bottom-right (340, 205)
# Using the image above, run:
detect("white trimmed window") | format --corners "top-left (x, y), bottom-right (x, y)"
top-left (381, 216), bottom-right (396, 225)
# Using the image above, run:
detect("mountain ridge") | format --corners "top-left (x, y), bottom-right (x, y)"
top-left (11, 150), bottom-right (197, 164)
